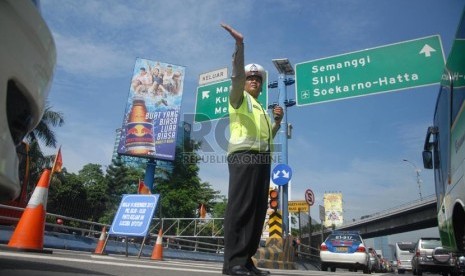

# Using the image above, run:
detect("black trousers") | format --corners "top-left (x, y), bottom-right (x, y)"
top-left (223, 151), bottom-right (271, 270)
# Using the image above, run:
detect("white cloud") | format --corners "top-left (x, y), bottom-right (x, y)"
top-left (53, 33), bottom-right (134, 78)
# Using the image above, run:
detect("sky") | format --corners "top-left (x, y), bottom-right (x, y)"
top-left (39, 0), bottom-right (464, 247)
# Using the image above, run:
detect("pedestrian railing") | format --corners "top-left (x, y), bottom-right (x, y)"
top-left (152, 217), bottom-right (224, 238)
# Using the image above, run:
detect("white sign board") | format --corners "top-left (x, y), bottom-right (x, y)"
top-left (109, 194), bottom-right (159, 237)
top-left (305, 189), bottom-right (315, 206)
top-left (198, 67), bottom-right (228, 85)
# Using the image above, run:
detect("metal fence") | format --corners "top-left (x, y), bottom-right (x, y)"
top-left (0, 194), bottom-right (436, 257)
top-left (0, 203), bottom-right (225, 253)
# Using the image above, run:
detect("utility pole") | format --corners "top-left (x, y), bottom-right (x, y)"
top-left (403, 159), bottom-right (423, 201)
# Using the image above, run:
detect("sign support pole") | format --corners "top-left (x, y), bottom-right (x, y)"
top-left (271, 58), bottom-right (296, 236)
top-left (277, 72), bottom-right (289, 236)
top-left (144, 158), bottom-right (157, 191)
top-left (308, 208), bottom-right (312, 255)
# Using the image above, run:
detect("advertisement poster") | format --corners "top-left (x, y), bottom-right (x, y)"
top-left (323, 192), bottom-right (344, 227)
top-left (117, 58), bottom-right (185, 161)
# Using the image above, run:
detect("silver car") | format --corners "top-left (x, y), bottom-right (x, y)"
top-left (411, 237), bottom-right (457, 276)
top-left (0, 0), bottom-right (56, 201)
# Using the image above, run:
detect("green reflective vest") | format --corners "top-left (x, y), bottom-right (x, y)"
top-left (228, 92), bottom-right (272, 153)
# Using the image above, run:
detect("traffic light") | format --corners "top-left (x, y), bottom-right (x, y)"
top-left (269, 189), bottom-right (279, 211)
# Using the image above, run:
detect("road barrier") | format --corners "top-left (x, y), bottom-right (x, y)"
top-left (93, 226), bottom-right (107, 255)
top-left (7, 169), bottom-right (52, 253)
top-left (151, 229), bottom-right (164, 260)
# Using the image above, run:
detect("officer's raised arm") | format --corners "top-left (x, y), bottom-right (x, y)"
top-left (221, 23), bottom-right (245, 109)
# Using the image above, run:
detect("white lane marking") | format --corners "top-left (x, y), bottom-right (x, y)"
top-left (0, 251), bottom-right (220, 274)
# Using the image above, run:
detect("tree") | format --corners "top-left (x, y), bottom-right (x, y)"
top-left (211, 196), bottom-right (228, 218)
top-left (25, 106), bottom-right (64, 195)
top-left (78, 164), bottom-right (108, 221)
top-left (153, 141), bottom-right (220, 219)
top-left (26, 105), bottom-right (64, 149)
top-left (47, 168), bottom-right (89, 220)
top-left (99, 157), bottom-right (143, 224)
top-left (78, 164), bottom-right (105, 187)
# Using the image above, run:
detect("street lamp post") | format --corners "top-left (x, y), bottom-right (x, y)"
top-left (269, 58), bottom-right (296, 235)
top-left (403, 159), bottom-right (423, 201)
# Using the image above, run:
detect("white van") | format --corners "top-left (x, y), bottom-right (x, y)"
top-left (395, 242), bottom-right (416, 274)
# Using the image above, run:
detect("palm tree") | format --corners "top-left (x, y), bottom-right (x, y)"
top-left (23, 105), bottom-right (64, 193)
top-left (26, 105), bottom-right (64, 149)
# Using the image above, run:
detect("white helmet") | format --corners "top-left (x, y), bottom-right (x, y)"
top-left (245, 63), bottom-right (265, 82)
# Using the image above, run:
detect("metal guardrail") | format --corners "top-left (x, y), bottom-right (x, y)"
top-left (0, 203), bottom-right (107, 237)
top-left (0, 204), bottom-right (226, 239)
top-left (152, 217), bottom-right (224, 238)
top-left (296, 243), bottom-right (321, 259)
top-left (0, 194), bottom-right (438, 256)
top-left (0, 204), bottom-right (225, 254)
top-left (149, 218), bottom-right (226, 254)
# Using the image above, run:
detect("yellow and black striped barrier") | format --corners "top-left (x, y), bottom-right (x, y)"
top-left (253, 210), bottom-right (295, 270)
top-left (268, 211), bottom-right (282, 239)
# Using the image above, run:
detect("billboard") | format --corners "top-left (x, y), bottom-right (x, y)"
top-left (117, 58), bottom-right (185, 161)
top-left (323, 192), bottom-right (343, 227)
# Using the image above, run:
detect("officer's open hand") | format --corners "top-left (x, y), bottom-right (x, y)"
top-left (221, 23), bottom-right (243, 44)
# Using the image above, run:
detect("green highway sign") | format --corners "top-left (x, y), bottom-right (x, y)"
top-left (295, 35), bottom-right (445, 106)
top-left (195, 78), bottom-right (268, 123)
top-left (195, 79), bottom-right (231, 122)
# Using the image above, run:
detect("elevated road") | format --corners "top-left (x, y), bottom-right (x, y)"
top-left (330, 195), bottom-right (437, 239)
top-left (303, 195), bottom-right (438, 252)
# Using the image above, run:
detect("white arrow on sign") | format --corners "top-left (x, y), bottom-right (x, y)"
top-left (272, 170), bottom-right (280, 179)
top-left (202, 90), bottom-right (210, 99)
top-left (273, 170), bottom-right (291, 180)
top-left (282, 170), bottom-right (290, 178)
top-left (419, 44), bottom-right (436, 57)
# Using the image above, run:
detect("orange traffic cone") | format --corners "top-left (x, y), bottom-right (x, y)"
top-left (151, 229), bottom-right (164, 260)
top-left (93, 226), bottom-right (107, 255)
top-left (7, 169), bottom-right (52, 253)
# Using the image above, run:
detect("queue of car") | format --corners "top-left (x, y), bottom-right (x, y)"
top-left (319, 230), bottom-right (396, 274)
top-left (319, 231), bottom-right (464, 275)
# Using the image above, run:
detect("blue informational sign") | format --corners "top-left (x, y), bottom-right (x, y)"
top-left (109, 194), bottom-right (159, 237)
top-left (272, 163), bottom-right (293, 186)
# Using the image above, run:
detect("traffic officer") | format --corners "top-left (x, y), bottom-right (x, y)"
top-left (221, 23), bottom-right (283, 276)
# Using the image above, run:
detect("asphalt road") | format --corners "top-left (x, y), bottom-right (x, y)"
top-left (0, 248), bottom-right (397, 276)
